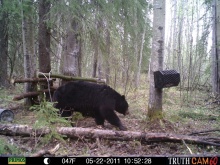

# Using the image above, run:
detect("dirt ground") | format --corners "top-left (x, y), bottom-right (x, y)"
top-left (0, 86), bottom-right (219, 156)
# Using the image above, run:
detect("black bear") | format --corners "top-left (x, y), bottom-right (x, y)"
top-left (53, 81), bottom-right (129, 131)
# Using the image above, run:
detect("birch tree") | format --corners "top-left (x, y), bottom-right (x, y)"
top-left (148, 0), bottom-right (166, 119)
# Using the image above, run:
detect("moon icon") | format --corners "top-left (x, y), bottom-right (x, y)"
top-left (44, 158), bottom-right (50, 165)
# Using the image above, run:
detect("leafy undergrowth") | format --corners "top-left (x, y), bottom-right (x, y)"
top-left (0, 84), bottom-right (219, 156)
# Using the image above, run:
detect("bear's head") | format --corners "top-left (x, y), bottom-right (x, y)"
top-left (115, 95), bottom-right (129, 115)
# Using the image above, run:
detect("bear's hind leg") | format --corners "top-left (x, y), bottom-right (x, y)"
top-left (94, 112), bottom-right (105, 126)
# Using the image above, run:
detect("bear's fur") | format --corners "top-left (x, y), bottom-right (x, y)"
top-left (53, 81), bottom-right (129, 130)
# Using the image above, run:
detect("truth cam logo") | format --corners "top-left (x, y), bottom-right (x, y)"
top-left (168, 157), bottom-right (218, 165)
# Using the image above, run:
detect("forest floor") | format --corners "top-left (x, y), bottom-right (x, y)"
top-left (0, 81), bottom-right (219, 156)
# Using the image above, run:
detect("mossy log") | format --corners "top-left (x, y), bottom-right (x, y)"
top-left (37, 72), bottom-right (106, 84)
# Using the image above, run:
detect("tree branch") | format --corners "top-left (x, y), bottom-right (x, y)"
top-left (11, 78), bottom-right (55, 84)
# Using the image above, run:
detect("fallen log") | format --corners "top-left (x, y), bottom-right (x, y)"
top-left (0, 124), bottom-right (219, 147)
top-left (37, 72), bottom-right (106, 84)
top-left (13, 88), bottom-right (56, 101)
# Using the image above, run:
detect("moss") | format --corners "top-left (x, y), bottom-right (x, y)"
top-left (147, 108), bottom-right (163, 120)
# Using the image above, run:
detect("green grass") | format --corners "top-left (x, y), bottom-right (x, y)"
top-left (0, 86), bottom-right (23, 108)
top-left (178, 109), bottom-right (219, 121)
top-left (0, 137), bottom-right (20, 155)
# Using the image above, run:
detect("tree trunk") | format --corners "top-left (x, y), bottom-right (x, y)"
top-left (78, 36), bottom-right (83, 77)
top-left (187, 2), bottom-right (194, 100)
top-left (122, 23), bottom-right (129, 95)
top-left (136, 28), bottom-right (146, 86)
top-left (21, 0), bottom-right (37, 106)
top-left (105, 28), bottom-right (111, 85)
top-left (166, 0), bottom-right (174, 68)
top-left (55, 15), bottom-right (63, 74)
top-left (62, 19), bottom-right (81, 84)
top-left (0, 0), bottom-right (9, 87)
top-left (212, 0), bottom-right (220, 96)
top-left (133, 4), bottom-right (139, 88)
top-left (136, 6), bottom-right (148, 88)
top-left (176, 1), bottom-right (184, 101)
top-left (148, 0), bottom-right (166, 119)
top-left (92, 16), bottom-right (100, 78)
top-left (38, 0), bottom-right (51, 101)
top-left (172, 0), bottom-right (177, 69)
top-left (122, 3), bottom-right (129, 92)
top-left (38, 0), bottom-right (51, 74)
top-left (92, 35), bottom-right (98, 78)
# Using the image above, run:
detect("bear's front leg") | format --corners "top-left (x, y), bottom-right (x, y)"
top-left (99, 107), bottom-right (127, 131)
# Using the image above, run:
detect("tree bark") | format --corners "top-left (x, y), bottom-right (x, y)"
top-left (0, 124), bottom-right (219, 147)
top-left (186, 2), bottom-right (194, 100)
top-left (177, 1), bottom-right (185, 92)
top-left (136, 29), bottom-right (146, 88)
top-left (21, 0), bottom-right (37, 106)
top-left (92, 36), bottom-right (98, 78)
top-left (133, 4), bottom-right (139, 88)
top-left (38, 0), bottom-right (51, 73)
top-left (136, 6), bottom-right (148, 88)
top-left (0, 0), bottom-right (9, 87)
top-left (171, 0), bottom-right (177, 69)
top-left (38, 0), bottom-right (51, 101)
top-left (212, 0), bottom-right (220, 96)
top-left (62, 20), bottom-right (81, 80)
top-left (92, 15), bottom-right (101, 78)
top-left (105, 28), bottom-right (111, 85)
top-left (148, 0), bottom-right (166, 119)
top-left (122, 2), bottom-right (129, 93)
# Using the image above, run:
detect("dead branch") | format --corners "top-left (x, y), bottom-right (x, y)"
top-left (8, 105), bottom-right (20, 110)
top-left (37, 72), bottom-right (106, 84)
top-left (0, 124), bottom-right (220, 147)
top-left (31, 144), bottom-right (60, 157)
top-left (13, 88), bottom-right (56, 101)
top-left (189, 129), bottom-right (220, 136)
top-left (11, 78), bottom-right (55, 84)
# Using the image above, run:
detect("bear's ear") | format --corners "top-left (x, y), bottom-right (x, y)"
top-left (122, 95), bottom-right (125, 99)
